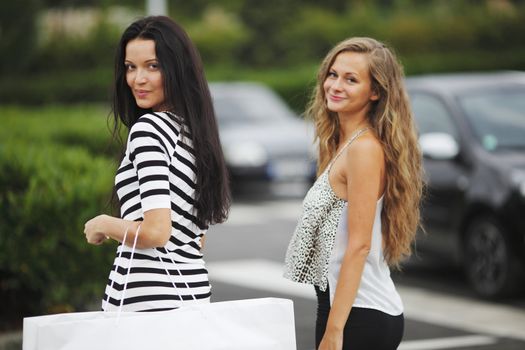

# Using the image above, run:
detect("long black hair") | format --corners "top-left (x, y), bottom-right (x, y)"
top-left (111, 16), bottom-right (230, 226)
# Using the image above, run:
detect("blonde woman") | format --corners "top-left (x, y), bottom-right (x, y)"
top-left (284, 37), bottom-right (423, 350)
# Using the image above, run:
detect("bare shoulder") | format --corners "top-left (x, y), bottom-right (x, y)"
top-left (341, 132), bottom-right (385, 196)
top-left (344, 132), bottom-right (384, 165)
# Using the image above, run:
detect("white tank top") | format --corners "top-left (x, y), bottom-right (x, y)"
top-left (327, 198), bottom-right (403, 316)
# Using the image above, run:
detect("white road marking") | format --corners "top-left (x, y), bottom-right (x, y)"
top-left (225, 200), bottom-right (302, 225)
top-left (398, 335), bottom-right (497, 350)
top-left (209, 259), bottom-right (315, 299)
top-left (400, 286), bottom-right (525, 341)
top-left (207, 259), bottom-right (525, 342)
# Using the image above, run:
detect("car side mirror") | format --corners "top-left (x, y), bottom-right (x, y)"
top-left (419, 132), bottom-right (459, 160)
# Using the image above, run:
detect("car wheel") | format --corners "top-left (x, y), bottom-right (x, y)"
top-left (464, 217), bottom-right (523, 298)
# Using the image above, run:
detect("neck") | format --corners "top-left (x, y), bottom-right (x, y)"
top-left (338, 116), bottom-right (370, 145)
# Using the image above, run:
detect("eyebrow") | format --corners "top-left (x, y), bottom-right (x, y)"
top-left (329, 68), bottom-right (360, 78)
top-left (124, 58), bottom-right (158, 63)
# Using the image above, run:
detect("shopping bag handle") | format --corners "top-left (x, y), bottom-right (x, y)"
top-left (103, 225), bottom-right (130, 312)
top-left (151, 248), bottom-right (197, 301)
top-left (119, 224), bottom-right (141, 321)
top-left (103, 224), bottom-right (196, 318)
top-left (104, 224), bottom-right (141, 323)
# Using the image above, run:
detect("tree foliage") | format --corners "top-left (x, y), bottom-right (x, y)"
top-left (0, 0), bottom-right (40, 74)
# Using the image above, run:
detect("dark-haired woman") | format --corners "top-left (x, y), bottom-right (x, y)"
top-left (84, 16), bottom-right (230, 311)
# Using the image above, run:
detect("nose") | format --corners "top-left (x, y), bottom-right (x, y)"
top-left (134, 68), bottom-right (148, 85)
top-left (331, 77), bottom-right (344, 91)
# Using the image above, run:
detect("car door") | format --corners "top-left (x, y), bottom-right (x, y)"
top-left (411, 92), bottom-right (469, 260)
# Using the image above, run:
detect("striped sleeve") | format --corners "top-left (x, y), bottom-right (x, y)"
top-left (128, 115), bottom-right (174, 212)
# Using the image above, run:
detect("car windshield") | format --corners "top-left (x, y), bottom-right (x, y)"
top-left (212, 87), bottom-right (295, 127)
top-left (458, 87), bottom-right (525, 151)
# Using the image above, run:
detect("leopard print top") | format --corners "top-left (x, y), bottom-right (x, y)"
top-left (284, 128), bottom-right (369, 291)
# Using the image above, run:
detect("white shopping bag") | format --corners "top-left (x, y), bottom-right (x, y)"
top-left (23, 297), bottom-right (296, 350)
top-left (24, 227), bottom-right (296, 349)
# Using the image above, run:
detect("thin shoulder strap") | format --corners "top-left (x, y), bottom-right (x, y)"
top-left (328, 127), bottom-right (369, 169)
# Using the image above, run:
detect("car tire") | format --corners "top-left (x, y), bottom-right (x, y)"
top-left (463, 217), bottom-right (524, 299)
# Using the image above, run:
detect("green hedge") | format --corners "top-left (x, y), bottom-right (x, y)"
top-left (0, 69), bottom-right (114, 106)
top-left (2, 104), bottom-right (123, 156)
top-left (0, 65), bottom-right (318, 113)
top-left (6, 49), bottom-right (525, 113)
top-left (401, 49), bottom-right (525, 75)
top-left (0, 106), bottom-right (119, 328)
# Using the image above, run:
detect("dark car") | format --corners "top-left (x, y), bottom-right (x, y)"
top-left (406, 71), bottom-right (525, 298)
top-left (209, 82), bottom-right (316, 195)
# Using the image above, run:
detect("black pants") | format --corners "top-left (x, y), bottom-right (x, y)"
top-left (315, 285), bottom-right (404, 350)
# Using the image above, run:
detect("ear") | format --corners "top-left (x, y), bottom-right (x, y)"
top-left (370, 87), bottom-right (380, 101)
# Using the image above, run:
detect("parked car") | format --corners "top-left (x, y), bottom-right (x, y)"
top-left (406, 71), bottom-right (525, 298)
top-left (209, 82), bottom-right (316, 195)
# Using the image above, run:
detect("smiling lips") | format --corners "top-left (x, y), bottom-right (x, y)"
top-left (328, 94), bottom-right (345, 102)
top-left (135, 90), bottom-right (150, 98)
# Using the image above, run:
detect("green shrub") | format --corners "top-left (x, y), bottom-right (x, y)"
top-left (402, 49), bottom-right (525, 75)
top-left (237, 0), bottom-right (302, 66)
top-left (280, 7), bottom-right (348, 64)
top-left (188, 6), bottom-right (251, 66)
top-left (0, 106), bottom-right (120, 326)
top-left (0, 142), bottom-right (117, 318)
top-left (4, 2), bottom-right (525, 111)
top-left (0, 0), bottom-right (40, 75)
top-left (0, 69), bottom-right (114, 105)
top-left (26, 15), bottom-right (120, 75)
top-left (1, 104), bottom-right (120, 156)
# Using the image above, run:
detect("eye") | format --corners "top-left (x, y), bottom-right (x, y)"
top-left (124, 63), bottom-right (135, 72)
top-left (347, 77), bottom-right (357, 83)
top-left (327, 71), bottom-right (337, 78)
top-left (149, 63), bottom-right (160, 70)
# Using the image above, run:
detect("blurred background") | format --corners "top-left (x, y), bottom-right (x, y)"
top-left (2, 1), bottom-right (525, 349)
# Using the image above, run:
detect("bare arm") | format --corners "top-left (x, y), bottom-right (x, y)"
top-left (319, 137), bottom-right (385, 349)
top-left (84, 208), bottom-right (172, 249)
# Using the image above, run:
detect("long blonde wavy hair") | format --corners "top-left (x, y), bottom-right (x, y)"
top-left (307, 37), bottom-right (423, 267)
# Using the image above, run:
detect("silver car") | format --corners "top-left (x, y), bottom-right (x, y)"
top-left (210, 82), bottom-right (316, 195)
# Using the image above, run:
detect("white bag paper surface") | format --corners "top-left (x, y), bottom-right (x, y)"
top-left (23, 297), bottom-right (296, 350)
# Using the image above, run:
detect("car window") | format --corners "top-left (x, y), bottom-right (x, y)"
top-left (213, 98), bottom-right (251, 126)
top-left (457, 87), bottom-right (525, 151)
top-left (212, 86), bottom-right (296, 127)
top-left (411, 93), bottom-right (458, 139)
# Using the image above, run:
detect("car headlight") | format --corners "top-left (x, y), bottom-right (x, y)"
top-left (510, 169), bottom-right (525, 197)
top-left (224, 142), bottom-right (268, 167)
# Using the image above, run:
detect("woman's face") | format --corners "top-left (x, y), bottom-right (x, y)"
top-left (323, 51), bottom-right (378, 117)
top-left (125, 38), bottom-right (166, 111)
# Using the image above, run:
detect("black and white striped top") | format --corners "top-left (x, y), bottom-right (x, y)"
top-left (102, 112), bottom-right (211, 312)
